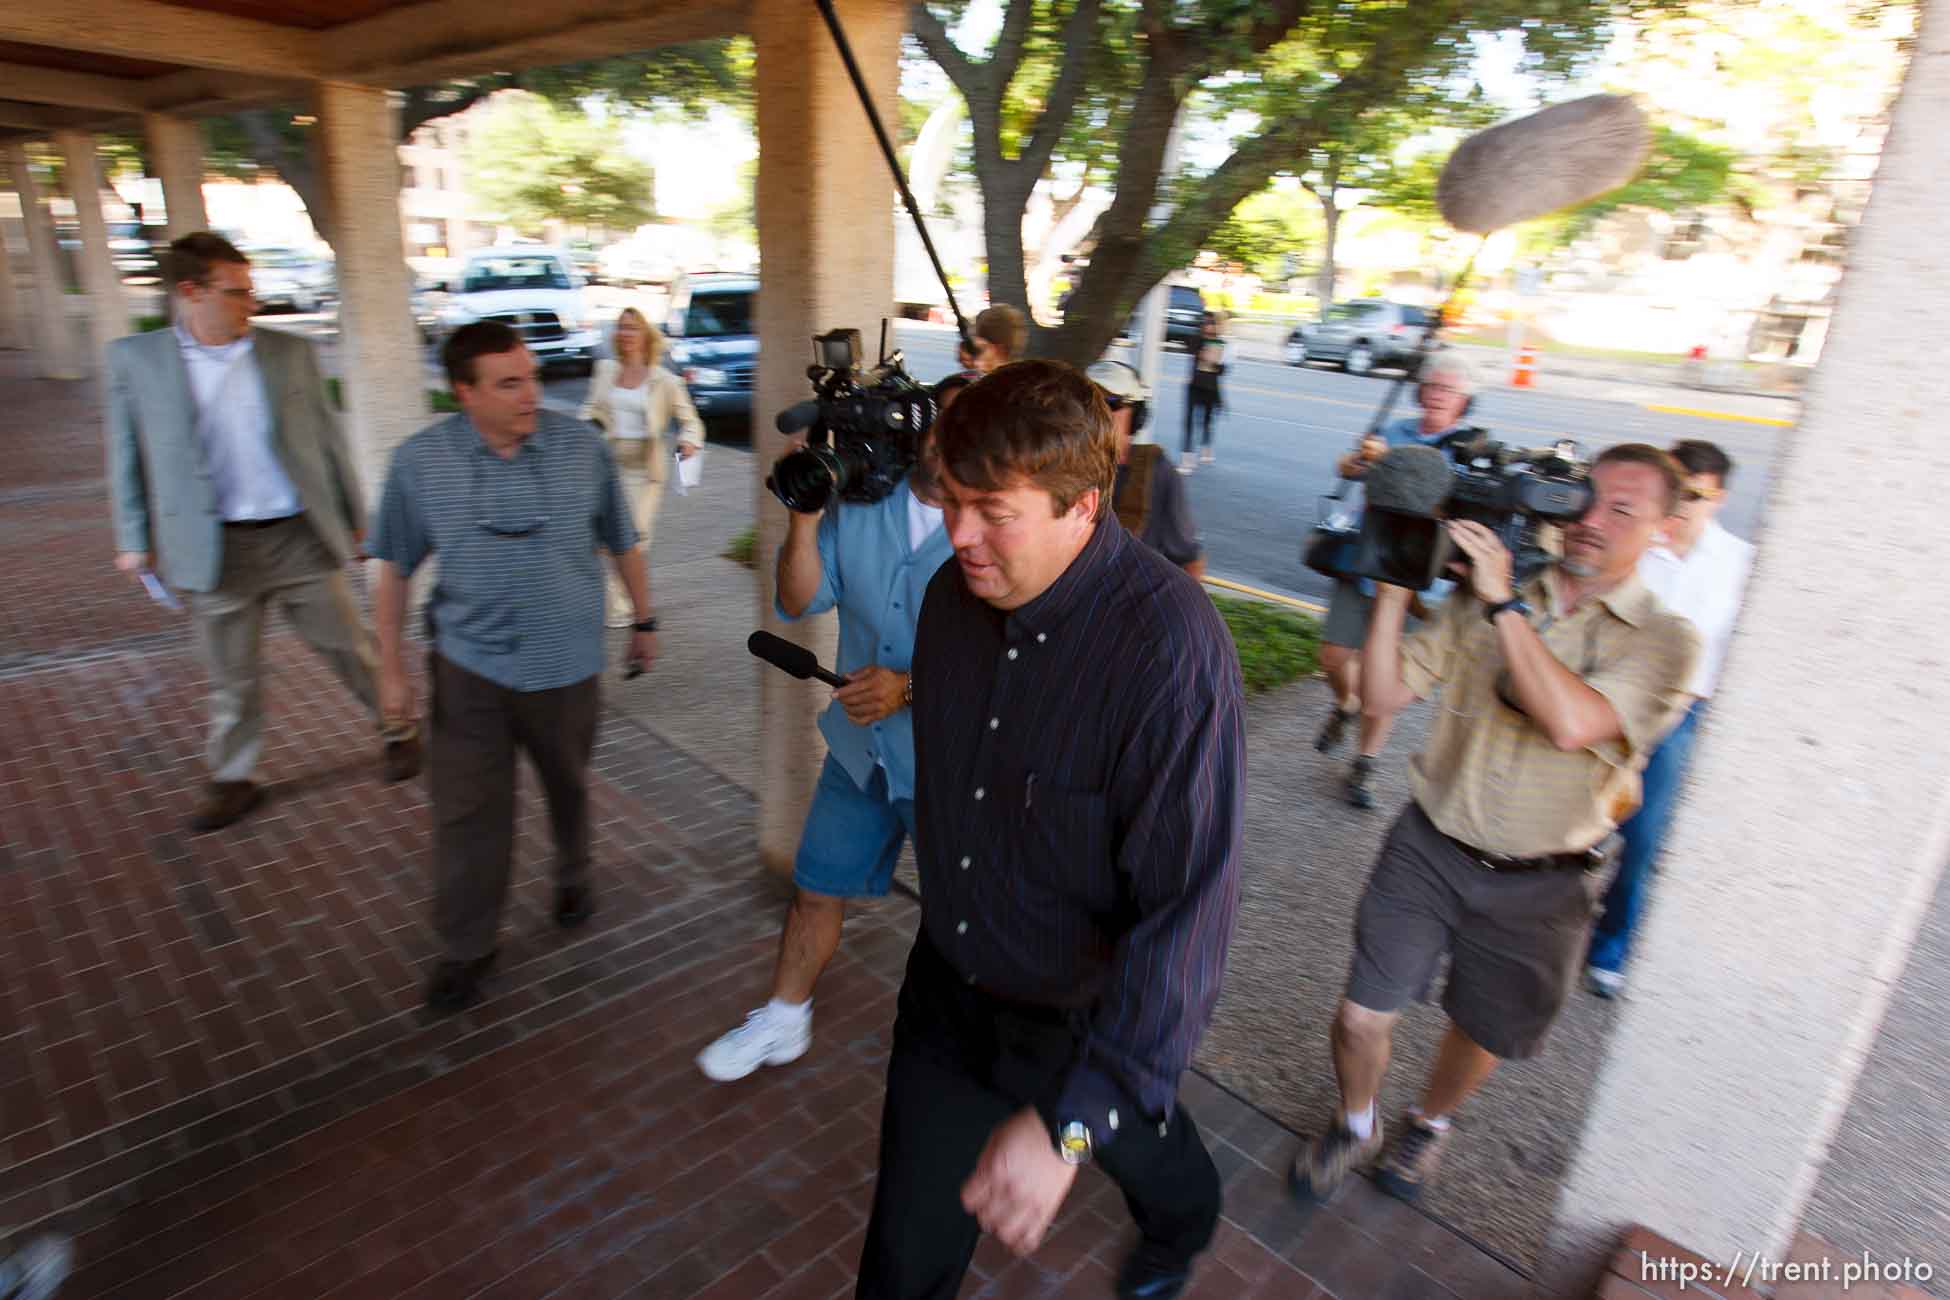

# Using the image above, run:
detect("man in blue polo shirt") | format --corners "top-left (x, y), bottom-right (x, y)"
top-left (697, 433), bottom-right (953, 1081)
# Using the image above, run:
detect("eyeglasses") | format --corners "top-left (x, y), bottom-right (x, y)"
top-left (471, 447), bottom-right (550, 538)
top-left (1680, 486), bottom-right (1725, 504)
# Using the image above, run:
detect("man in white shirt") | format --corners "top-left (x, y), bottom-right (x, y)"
top-left (105, 233), bottom-right (419, 833)
top-left (1585, 438), bottom-right (1754, 997)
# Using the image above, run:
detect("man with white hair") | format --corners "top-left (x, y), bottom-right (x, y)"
top-left (1315, 353), bottom-right (1476, 809)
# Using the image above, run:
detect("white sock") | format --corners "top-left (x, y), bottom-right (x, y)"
top-left (1344, 1103), bottom-right (1376, 1140)
top-left (766, 997), bottom-right (811, 1025)
top-left (1411, 1107), bottom-right (1451, 1131)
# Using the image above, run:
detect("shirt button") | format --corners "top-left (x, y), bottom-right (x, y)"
top-left (1007, 648), bottom-right (1018, 660)
top-left (884, 644), bottom-right (893, 652)
top-left (1108, 1108), bottom-right (1120, 1131)
top-left (960, 855), bottom-right (971, 869)
top-left (1037, 633), bottom-right (1047, 643)
top-left (989, 718), bottom-right (999, 730)
top-left (956, 921), bottom-right (968, 935)
top-left (974, 787), bottom-right (985, 801)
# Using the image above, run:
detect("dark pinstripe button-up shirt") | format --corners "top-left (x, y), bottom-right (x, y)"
top-left (910, 512), bottom-right (1245, 1144)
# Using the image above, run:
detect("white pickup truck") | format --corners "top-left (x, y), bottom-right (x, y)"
top-left (436, 247), bottom-right (601, 374)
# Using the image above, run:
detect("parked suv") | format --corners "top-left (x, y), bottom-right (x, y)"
top-left (1121, 283), bottom-right (1209, 350)
top-left (1288, 300), bottom-right (1434, 375)
top-left (665, 275), bottom-right (757, 427)
top-left (438, 247), bottom-right (599, 374)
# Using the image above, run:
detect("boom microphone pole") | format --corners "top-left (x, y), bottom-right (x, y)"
top-left (814, 0), bottom-right (974, 353)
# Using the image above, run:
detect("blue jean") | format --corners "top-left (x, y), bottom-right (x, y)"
top-left (1587, 701), bottom-right (1704, 973)
top-left (792, 754), bottom-right (918, 900)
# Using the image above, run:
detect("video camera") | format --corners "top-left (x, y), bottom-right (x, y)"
top-left (1353, 430), bottom-right (1594, 591)
top-left (766, 327), bottom-right (936, 514)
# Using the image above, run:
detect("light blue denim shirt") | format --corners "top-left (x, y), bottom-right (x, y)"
top-left (779, 479), bottom-right (953, 803)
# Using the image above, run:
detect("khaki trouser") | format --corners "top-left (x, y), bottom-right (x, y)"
top-left (187, 515), bottom-right (412, 784)
top-left (606, 435), bottom-right (666, 622)
top-left (428, 654), bottom-right (601, 962)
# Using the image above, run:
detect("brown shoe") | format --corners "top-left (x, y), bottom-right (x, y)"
top-left (383, 736), bottom-right (423, 782)
top-left (189, 781), bottom-right (262, 833)
top-left (1374, 1112), bottom-right (1452, 1202)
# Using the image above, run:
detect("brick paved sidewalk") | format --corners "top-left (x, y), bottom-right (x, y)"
top-left (1, 355), bottom-right (1533, 1298)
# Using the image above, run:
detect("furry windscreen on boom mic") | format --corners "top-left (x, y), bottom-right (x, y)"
top-left (1362, 444), bottom-right (1455, 519)
top-left (1436, 94), bottom-right (1653, 235)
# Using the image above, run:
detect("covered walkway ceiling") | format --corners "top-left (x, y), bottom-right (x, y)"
top-left (0, 0), bottom-right (749, 141)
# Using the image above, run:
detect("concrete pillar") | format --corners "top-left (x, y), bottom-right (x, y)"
top-left (312, 81), bottom-right (429, 506)
top-left (751, 0), bottom-right (903, 872)
top-left (145, 112), bottom-right (209, 237)
top-left (0, 192), bottom-right (22, 350)
top-left (55, 130), bottom-right (132, 371)
top-left (1540, 5), bottom-right (1950, 1292)
top-left (2, 142), bottom-right (81, 379)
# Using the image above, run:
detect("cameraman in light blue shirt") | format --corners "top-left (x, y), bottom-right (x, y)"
top-left (697, 419), bottom-right (954, 1083)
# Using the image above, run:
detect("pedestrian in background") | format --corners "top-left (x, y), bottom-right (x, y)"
top-left (104, 231), bottom-right (420, 833)
top-left (1181, 311), bottom-right (1226, 472)
top-left (578, 307), bottom-right (704, 626)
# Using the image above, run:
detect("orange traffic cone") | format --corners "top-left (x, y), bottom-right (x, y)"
top-left (1511, 345), bottom-right (1537, 388)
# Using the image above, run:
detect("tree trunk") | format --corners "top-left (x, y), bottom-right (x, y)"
top-left (1315, 200), bottom-right (1339, 309)
top-left (236, 109), bottom-right (334, 247)
top-left (982, 174), bottom-right (1033, 329)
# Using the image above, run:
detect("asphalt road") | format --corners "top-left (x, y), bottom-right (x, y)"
top-left (540, 322), bottom-right (1788, 607)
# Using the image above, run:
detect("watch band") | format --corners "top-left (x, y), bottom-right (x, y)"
top-left (902, 673), bottom-right (914, 708)
top-left (1484, 596), bottom-right (1530, 624)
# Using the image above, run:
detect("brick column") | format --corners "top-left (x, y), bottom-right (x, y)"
top-left (1539, 4), bottom-right (1950, 1291)
top-left (2, 142), bottom-right (81, 379)
top-left (750, 0), bottom-right (904, 873)
top-left (55, 130), bottom-right (131, 374)
top-left (311, 81), bottom-right (429, 507)
top-left (145, 112), bottom-right (210, 237)
top-left (0, 191), bottom-right (22, 350)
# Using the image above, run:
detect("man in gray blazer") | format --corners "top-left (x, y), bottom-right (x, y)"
top-left (105, 232), bottom-right (420, 832)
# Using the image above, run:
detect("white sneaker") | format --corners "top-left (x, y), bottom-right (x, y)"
top-left (1584, 966), bottom-right (1626, 999)
top-left (696, 1005), bottom-right (812, 1081)
top-left (1199, 449), bottom-right (1215, 465)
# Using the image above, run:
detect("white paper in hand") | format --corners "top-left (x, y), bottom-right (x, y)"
top-left (673, 446), bottom-right (704, 496)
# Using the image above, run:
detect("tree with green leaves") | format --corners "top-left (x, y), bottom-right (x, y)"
top-left (463, 95), bottom-right (655, 233)
top-left (201, 40), bottom-right (748, 247)
top-left (1205, 186), bottom-right (1318, 284)
top-left (909, 0), bottom-right (1635, 365)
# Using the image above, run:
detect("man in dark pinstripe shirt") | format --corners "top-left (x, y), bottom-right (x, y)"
top-left (855, 361), bottom-right (1247, 1300)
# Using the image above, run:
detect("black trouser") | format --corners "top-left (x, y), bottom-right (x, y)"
top-left (856, 933), bottom-right (1222, 1300)
top-left (1183, 388), bottom-right (1220, 452)
top-left (428, 655), bottom-right (600, 962)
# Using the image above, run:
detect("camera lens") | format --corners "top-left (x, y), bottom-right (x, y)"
top-left (767, 447), bottom-right (843, 513)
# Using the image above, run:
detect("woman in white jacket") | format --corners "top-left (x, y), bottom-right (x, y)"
top-left (579, 307), bottom-right (705, 626)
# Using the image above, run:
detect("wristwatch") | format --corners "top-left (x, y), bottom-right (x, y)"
top-left (1054, 1120), bottom-right (1093, 1166)
top-left (632, 616), bottom-right (659, 633)
top-left (902, 674), bottom-right (914, 708)
top-left (1483, 596), bottom-right (1530, 624)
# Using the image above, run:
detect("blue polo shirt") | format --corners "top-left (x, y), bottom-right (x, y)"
top-left (779, 479), bottom-right (952, 803)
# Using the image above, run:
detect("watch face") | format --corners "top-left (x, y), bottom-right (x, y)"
top-left (1057, 1122), bottom-right (1092, 1164)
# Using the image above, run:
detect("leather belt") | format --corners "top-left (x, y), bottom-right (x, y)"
top-left (1443, 831), bottom-right (1602, 875)
top-left (222, 515), bottom-right (299, 530)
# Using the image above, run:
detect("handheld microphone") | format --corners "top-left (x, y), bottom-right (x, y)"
top-left (775, 400), bottom-right (822, 435)
top-left (748, 630), bottom-right (848, 688)
top-left (1437, 94), bottom-right (1653, 235)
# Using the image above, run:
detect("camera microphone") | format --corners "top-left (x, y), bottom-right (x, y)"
top-left (1363, 445), bottom-right (1454, 518)
top-left (775, 400), bottom-right (822, 435)
top-left (1437, 94), bottom-right (1653, 235)
top-left (748, 630), bottom-right (848, 688)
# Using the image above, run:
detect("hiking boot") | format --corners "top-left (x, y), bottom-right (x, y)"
top-left (1288, 1115), bottom-right (1384, 1204)
top-left (1345, 755), bottom-right (1377, 810)
top-left (188, 781), bottom-right (262, 833)
top-left (1375, 1113), bottom-right (1451, 1203)
top-left (1315, 705), bottom-right (1357, 754)
top-left (696, 1004), bottom-right (812, 1082)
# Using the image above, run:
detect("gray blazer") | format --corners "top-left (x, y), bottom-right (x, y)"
top-left (105, 326), bottom-right (367, 593)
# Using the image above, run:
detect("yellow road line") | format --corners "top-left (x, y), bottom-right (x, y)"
top-left (1204, 575), bottom-right (1327, 615)
top-left (1641, 403), bottom-right (1796, 427)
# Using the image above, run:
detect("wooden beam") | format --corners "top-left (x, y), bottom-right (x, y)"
top-left (321, 0), bottom-right (749, 87)
top-left (0, 62), bottom-right (146, 112)
top-left (0, 100), bottom-right (125, 132)
top-left (135, 69), bottom-right (312, 115)
top-left (0, 0), bottom-right (321, 78)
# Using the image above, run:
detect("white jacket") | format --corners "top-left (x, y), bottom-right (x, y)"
top-left (578, 360), bottom-right (706, 449)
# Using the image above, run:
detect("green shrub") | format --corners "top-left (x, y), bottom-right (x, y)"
top-left (724, 526), bottom-right (757, 569)
top-left (323, 377), bottom-right (459, 414)
top-left (132, 314), bottom-right (169, 333)
top-left (1210, 593), bottom-right (1321, 695)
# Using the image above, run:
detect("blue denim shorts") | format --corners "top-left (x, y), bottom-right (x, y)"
top-left (793, 754), bottom-right (918, 900)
